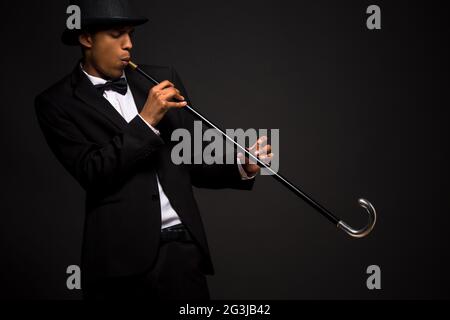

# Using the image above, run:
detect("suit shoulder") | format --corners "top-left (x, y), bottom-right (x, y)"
top-left (35, 73), bottom-right (72, 104)
top-left (34, 73), bottom-right (73, 117)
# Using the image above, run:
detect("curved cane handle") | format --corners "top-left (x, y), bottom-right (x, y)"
top-left (337, 198), bottom-right (377, 238)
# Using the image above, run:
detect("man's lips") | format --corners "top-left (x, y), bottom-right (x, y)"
top-left (121, 57), bottom-right (131, 65)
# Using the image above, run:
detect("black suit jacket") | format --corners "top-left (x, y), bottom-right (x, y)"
top-left (35, 63), bottom-right (255, 279)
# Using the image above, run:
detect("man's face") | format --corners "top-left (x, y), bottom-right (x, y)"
top-left (82, 26), bottom-right (135, 79)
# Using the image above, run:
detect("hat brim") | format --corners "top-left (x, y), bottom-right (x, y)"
top-left (61, 17), bottom-right (149, 46)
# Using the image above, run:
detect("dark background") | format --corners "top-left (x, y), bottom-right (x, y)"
top-left (0, 0), bottom-right (449, 299)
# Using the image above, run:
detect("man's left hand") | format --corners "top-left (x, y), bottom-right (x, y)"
top-left (238, 136), bottom-right (273, 176)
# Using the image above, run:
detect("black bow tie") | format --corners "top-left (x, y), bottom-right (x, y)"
top-left (94, 77), bottom-right (128, 95)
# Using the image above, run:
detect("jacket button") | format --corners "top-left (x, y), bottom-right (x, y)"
top-left (151, 194), bottom-right (159, 201)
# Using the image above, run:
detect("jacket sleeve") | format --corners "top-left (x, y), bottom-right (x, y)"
top-left (35, 94), bottom-right (165, 193)
top-left (171, 66), bottom-right (255, 190)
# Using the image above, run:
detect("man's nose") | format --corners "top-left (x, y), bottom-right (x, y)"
top-left (123, 34), bottom-right (133, 51)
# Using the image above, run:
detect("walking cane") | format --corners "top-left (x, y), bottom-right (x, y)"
top-left (128, 61), bottom-right (377, 238)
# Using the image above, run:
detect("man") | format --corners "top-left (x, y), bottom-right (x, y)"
top-left (35, 0), bottom-right (273, 300)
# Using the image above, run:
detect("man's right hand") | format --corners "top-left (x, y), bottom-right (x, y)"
top-left (140, 80), bottom-right (187, 127)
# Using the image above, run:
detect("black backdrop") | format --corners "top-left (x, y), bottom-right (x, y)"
top-left (0, 0), bottom-right (449, 299)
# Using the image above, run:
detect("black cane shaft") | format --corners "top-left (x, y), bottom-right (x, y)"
top-left (129, 62), bottom-right (341, 226)
top-left (271, 171), bottom-right (339, 225)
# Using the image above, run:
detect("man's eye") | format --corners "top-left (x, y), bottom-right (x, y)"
top-left (110, 32), bottom-right (121, 38)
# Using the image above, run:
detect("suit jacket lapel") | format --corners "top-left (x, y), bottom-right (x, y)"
top-left (71, 64), bottom-right (128, 130)
top-left (125, 67), bottom-right (147, 114)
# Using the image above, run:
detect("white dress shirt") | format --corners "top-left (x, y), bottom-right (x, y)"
top-left (81, 67), bottom-right (255, 229)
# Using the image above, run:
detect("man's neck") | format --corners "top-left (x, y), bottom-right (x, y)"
top-left (81, 59), bottom-right (105, 79)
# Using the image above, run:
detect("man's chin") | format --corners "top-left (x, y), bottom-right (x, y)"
top-left (106, 67), bottom-right (125, 80)
top-left (118, 63), bottom-right (128, 73)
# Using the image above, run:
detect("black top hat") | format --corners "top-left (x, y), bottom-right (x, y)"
top-left (62, 0), bottom-right (148, 46)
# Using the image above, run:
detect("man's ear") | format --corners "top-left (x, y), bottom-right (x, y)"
top-left (78, 33), bottom-right (93, 48)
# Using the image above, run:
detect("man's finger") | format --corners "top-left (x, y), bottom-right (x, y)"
top-left (259, 153), bottom-right (273, 165)
top-left (258, 144), bottom-right (271, 155)
top-left (153, 80), bottom-right (174, 91)
top-left (249, 136), bottom-right (268, 150)
top-left (165, 101), bottom-right (188, 108)
top-left (161, 88), bottom-right (185, 101)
